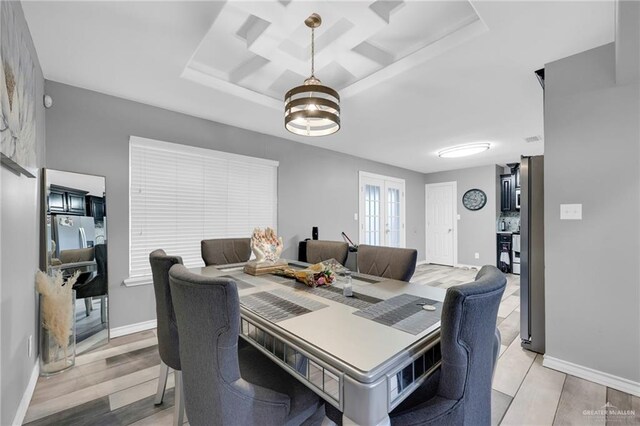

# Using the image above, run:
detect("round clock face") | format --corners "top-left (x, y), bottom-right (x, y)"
top-left (463, 189), bottom-right (487, 211)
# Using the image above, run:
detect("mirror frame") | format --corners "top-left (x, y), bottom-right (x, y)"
top-left (41, 168), bottom-right (110, 351)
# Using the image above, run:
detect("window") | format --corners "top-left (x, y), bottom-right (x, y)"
top-left (358, 172), bottom-right (406, 248)
top-left (127, 136), bottom-right (278, 282)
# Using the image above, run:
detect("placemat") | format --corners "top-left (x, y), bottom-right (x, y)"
top-left (240, 289), bottom-right (327, 323)
top-left (353, 293), bottom-right (442, 335)
top-left (219, 274), bottom-right (255, 290)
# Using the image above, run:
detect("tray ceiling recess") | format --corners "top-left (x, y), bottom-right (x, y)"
top-left (182, 0), bottom-right (488, 110)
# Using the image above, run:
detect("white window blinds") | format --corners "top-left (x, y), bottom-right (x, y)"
top-left (129, 136), bottom-right (278, 279)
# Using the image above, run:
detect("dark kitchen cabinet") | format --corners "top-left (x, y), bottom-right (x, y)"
top-left (87, 196), bottom-right (106, 221)
top-left (507, 162), bottom-right (521, 188)
top-left (48, 185), bottom-right (88, 215)
top-left (500, 174), bottom-right (514, 212)
top-left (67, 191), bottom-right (87, 215)
top-left (48, 187), bottom-right (67, 214)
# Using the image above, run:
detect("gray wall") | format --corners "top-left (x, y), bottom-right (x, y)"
top-left (0, 1), bottom-right (46, 424)
top-left (424, 165), bottom-right (500, 266)
top-left (545, 42), bottom-right (640, 383)
top-left (44, 81), bottom-right (427, 329)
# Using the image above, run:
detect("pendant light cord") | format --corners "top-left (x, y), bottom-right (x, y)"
top-left (311, 26), bottom-right (315, 78)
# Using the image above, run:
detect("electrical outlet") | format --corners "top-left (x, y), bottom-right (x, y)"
top-left (354, 213), bottom-right (358, 221)
top-left (28, 335), bottom-right (33, 358)
top-left (560, 204), bottom-right (582, 220)
top-left (474, 253), bottom-right (480, 259)
top-left (457, 214), bottom-right (461, 220)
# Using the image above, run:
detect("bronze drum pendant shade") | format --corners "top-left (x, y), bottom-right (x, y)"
top-left (284, 14), bottom-right (340, 137)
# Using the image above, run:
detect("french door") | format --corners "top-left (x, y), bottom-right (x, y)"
top-left (359, 172), bottom-right (406, 248)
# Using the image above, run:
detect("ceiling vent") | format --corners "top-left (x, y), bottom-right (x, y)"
top-left (524, 135), bottom-right (543, 143)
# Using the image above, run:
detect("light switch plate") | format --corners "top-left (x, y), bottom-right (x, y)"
top-left (560, 204), bottom-right (582, 220)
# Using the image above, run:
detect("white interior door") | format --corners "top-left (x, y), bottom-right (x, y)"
top-left (426, 182), bottom-right (456, 266)
top-left (359, 172), bottom-right (406, 247)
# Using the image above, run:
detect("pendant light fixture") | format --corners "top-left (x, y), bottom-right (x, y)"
top-left (284, 13), bottom-right (340, 137)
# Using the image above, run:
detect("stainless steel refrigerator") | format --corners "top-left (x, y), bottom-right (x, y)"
top-left (520, 155), bottom-right (545, 354)
top-left (52, 215), bottom-right (96, 256)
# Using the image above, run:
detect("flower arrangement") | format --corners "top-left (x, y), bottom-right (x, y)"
top-left (276, 260), bottom-right (340, 287)
top-left (36, 270), bottom-right (79, 353)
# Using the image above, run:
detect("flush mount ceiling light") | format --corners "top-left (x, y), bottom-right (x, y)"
top-left (438, 143), bottom-right (491, 158)
top-left (284, 14), bottom-right (340, 137)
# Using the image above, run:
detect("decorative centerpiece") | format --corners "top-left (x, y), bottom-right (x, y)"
top-left (276, 259), bottom-right (340, 287)
top-left (243, 227), bottom-right (288, 276)
top-left (36, 270), bottom-right (79, 375)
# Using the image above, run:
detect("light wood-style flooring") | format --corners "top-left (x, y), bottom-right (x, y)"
top-left (24, 264), bottom-right (640, 425)
top-left (413, 264), bottom-right (640, 426)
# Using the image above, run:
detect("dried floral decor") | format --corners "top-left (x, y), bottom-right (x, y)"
top-left (36, 270), bottom-right (79, 374)
top-left (275, 259), bottom-right (342, 287)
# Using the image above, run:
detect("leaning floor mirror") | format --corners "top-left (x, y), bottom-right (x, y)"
top-left (43, 169), bottom-right (109, 354)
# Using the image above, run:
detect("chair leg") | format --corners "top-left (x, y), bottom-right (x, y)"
top-left (100, 296), bottom-right (107, 324)
top-left (84, 297), bottom-right (92, 316)
top-left (154, 362), bottom-right (170, 405)
top-left (174, 371), bottom-right (185, 426)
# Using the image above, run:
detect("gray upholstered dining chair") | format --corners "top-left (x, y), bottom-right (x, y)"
top-left (389, 265), bottom-right (506, 425)
top-left (200, 238), bottom-right (251, 266)
top-left (168, 264), bottom-right (324, 426)
top-left (74, 243), bottom-right (108, 322)
top-left (149, 249), bottom-right (185, 426)
top-left (357, 245), bottom-right (418, 282)
top-left (306, 240), bottom-right (349, 265)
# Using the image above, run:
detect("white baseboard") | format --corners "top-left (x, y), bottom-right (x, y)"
top-left (110, 319), bottom-right (157, 338)
top-left (12, 360), bottom-right (39, 426)
top-left (455, 263), bottom-right (481, 270)
top-left (543, 355), bottom-right (640, 397)
top-left (416, 260), bottom-right (428, 266)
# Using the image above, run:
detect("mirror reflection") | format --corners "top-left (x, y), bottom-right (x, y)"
top-left (44, 169), bottom-right (109, 354)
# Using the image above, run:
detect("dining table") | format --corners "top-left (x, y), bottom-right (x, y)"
top-left (190, 260), bottom-right (446, 426)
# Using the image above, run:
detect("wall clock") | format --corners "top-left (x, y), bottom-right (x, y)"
top-left (463, 189), bottom-right (487, 211)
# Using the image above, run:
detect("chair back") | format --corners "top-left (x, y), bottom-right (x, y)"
top-left (149, 249), bottom-right (183, 370)
top-left (168, 265), bottom-right (246, 425)
top-left (357, 245), bottom-right (417, 281)
top-left (201, 238), bottom-right (251, 266)
top-left (306, 240), bottom-right (349, 265)
top-left (439, 265), bottom-right (506, 424)
top-left (94, 243), bottom-right (107, 277)
top-left (74, 244), bottom-right (108, 298)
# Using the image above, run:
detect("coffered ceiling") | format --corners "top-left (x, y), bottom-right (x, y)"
top-left (184, 1), bottom-right (486, 108)
top-left (22, 1), bottom-right (615, 173)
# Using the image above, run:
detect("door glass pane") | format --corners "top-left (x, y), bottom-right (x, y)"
top-left (387, 187), bottom-right (401, 247)
top-left (364, 184), bottom-right (381, 245)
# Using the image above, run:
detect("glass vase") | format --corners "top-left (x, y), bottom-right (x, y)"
top-left (39, 291), bottom-right (76, 375)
